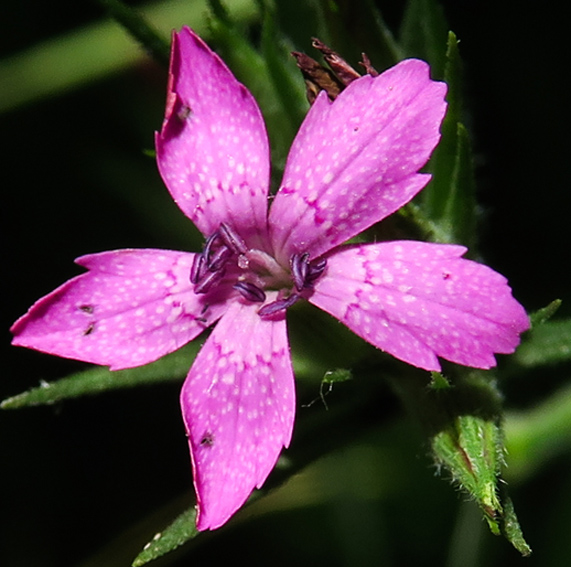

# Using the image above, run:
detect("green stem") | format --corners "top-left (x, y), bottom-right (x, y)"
top-left (97, 0), bottom-right (171, 66)
top-left (0, 0), bottom-right (259, 114)
top-left (504, 382), bottom-right (571, 482)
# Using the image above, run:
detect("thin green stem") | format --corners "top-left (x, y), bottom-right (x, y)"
top-left (98, 0), bottom-right (170, 66)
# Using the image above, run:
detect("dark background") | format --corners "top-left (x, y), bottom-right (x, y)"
top-left (2, 1), bottom-right (570, 566)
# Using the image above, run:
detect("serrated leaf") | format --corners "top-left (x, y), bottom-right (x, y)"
top-left (432, 414), bottom-right (504, 534)
top-left (429, 371), bottom-right (451, 389)
top-left (513, 318), bottom-right (571, 367)
top-left (2, 342), bottom-right (201, 409)
top-left (500, 495), bottom-right (532, 556)
top-left (390, 370), bottom-right (529, 553)
top-left (132, 508), bottom-right (198, 567)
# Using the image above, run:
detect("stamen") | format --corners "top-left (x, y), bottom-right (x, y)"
top-left (195, 268), bottom-right (226, 294)
top-left (306, 257), bottom-right (327, 284)
top-left (208, 245), bottom-right (232, 271)
top-left (202, 231), bottom-right (220, 265)
top-left (190, 253), bottom-right (206, 284)
top-left (258, 293), bottom-right (301, 318)
top-left (219, 222), bottom-right (247, 254)
top-left (234, 281), bottom-right (267, 303)
top-left (289, 253), bottom-right (327, 290)
top-left (290, 253), bottom-right (310, 291)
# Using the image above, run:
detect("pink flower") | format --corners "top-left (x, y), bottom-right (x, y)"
top-left (11, 27), bottom-right (529, 530)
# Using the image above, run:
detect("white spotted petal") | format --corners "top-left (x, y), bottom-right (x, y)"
top-left (11, 250), bottom-right (229, 370)
top-left (269, 59), bottom-right (447, 264)
top-left (310, 241), bottom-right (530, 371)
top-left (180, 296), bottom-right (295, 530)
top-left (156, 27), bottom-right (270, 249)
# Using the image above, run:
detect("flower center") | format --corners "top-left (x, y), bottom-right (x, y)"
top-left (190, 223), bottom-right (327, 318)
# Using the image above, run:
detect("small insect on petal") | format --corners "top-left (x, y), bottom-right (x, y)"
top-left (83, 322), bottom-right (96, 336)
top-left (200, 432), bottom-right (214, 447)
top-left (233, 281), bottom-right (267, 303)
top-left (177, 104), bottom-right (192, 121)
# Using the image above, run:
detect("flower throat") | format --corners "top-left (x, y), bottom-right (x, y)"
top-left (190, 222), bottom-right (327, 317)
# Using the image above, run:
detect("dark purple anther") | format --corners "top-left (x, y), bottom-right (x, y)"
top-left (290, 253), bottom-right (310, 291)
top-left (306, 257), bottom-right (327, 284)
top-left (233, 281), bottom-right (267, 303)
top-left (290, 253), bottom-right (327, 290)
top-left (208, 245), bottom-right (232, 271)
top-left (195, 268), bottom-right (226, 294)
top-left (202, 231), bottom-right (220, 266)
top-left (258, 293), bottom-right (301, 318)
top-left (190, 253), bottom-right (206, 284)
top-left (219, 222), bottom-right (247, 255)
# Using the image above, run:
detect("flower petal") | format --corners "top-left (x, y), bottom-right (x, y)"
top-left (269, 59), bottom-right (447, 263)
top-left (180, 296), bottom-right (295, 530)
top-left (156, 27), bottom-right (270, 248)
top-left (11, 249), bottom-right (229, 370)
top-left (310, 241), bottom-right (529, 371)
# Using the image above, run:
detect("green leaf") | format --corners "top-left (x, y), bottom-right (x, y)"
top-left (444, 122), bottom-right (477, 247)
top-left (399, 0), bottom-right (449, 77)
top-left (529, 298), bottom-right (562, 327)
top-left (389, 369), bottom-right (530, 553)
top-left (258, 0), bottom-right (307, 131)
top-left (2, 342), bottom-right (201, 409)
top-left (360, 0), bottom-right (405, 65)
top-left (132, 508), bottom-right (198, 566)
top-left (432, 414), bottom-right (504, 534)
top-left (420, 32), bottom-right (478, 249)
top-left (500, 495), bottom-right (532, 557)
top-left (513, 318), bottom-right (571, 367)
top-left (429, 371), bottom-right (452, 389)
top-left (315, 0), bottom-right (403, 70)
